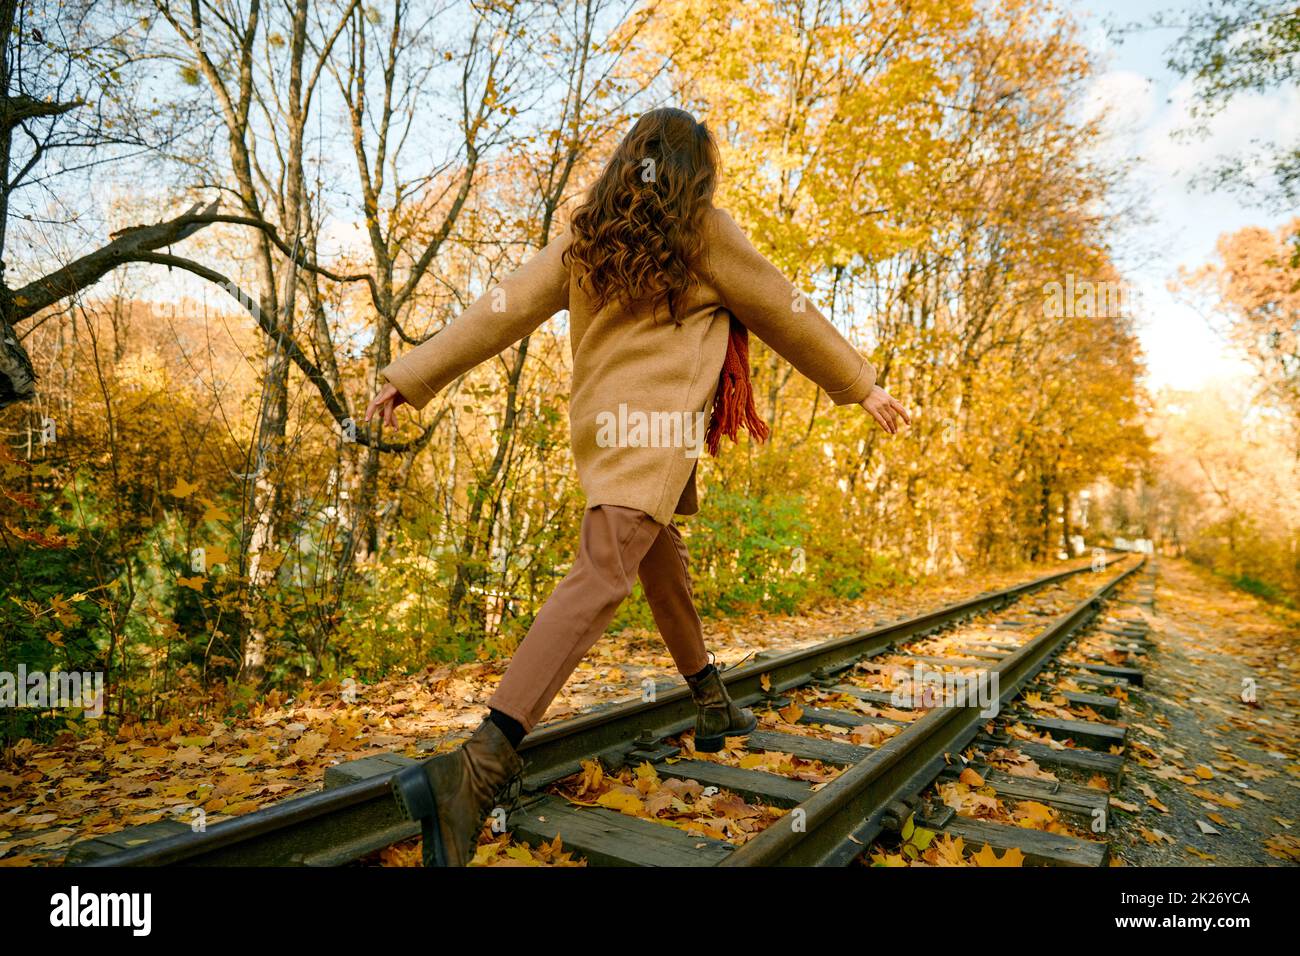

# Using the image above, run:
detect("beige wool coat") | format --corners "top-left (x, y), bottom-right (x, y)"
top-left (381, 207), bottom-right (877, 526)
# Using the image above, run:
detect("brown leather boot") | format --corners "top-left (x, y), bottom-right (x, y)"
top-left (390, 718), bottom-right (524, 866)
top-left (687, 665), bottom-right (757, 753)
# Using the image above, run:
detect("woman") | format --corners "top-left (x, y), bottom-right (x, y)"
top-left (364, 107), bottom-right (910, 866)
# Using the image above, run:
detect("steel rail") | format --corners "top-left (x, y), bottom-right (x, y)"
top-left (721, 556), bottom-right (1145, 867)
top-left (72, 554), bottom-right (1131, 867)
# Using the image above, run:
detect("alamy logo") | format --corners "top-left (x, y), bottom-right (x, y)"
top-left (49, 886), bottom-right (151, 936)
top-left (0, 666), bottom-right (103, 718)
top-left (594, 404), bottom-right (708, 459)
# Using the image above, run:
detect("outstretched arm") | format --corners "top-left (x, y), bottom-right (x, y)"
top-left (704, 208), bottom-right (908, 434)
top-left (367, 229), bottom-right (572, 421)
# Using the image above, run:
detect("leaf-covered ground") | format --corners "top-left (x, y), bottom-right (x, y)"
top-left (1104, 561), bottom-right (1300, 865)
top-left (0, 558), bottom-right (1092, 865)
top-left (4, 556), bottom-right (1295, 868)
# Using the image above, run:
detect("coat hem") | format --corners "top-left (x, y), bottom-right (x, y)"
top-left (585, 495), bottom-right (674, 528)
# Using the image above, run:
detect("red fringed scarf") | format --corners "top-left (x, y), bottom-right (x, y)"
top-left (705, 313), bottom-right (770, 456)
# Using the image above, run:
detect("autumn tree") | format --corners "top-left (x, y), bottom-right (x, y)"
top-left (1179, 218), bottom-right (1300, 441)
top-left (1160, 0), bottom-right (1300, 211)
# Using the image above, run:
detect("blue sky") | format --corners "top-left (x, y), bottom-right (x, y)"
top-left (1076, 0), bottom-right (1296, 392)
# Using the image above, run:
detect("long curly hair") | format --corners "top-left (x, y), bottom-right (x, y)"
top-left (564, 108), bottom-right (720, 323)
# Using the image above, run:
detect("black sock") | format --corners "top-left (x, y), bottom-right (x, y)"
top-left (686, 662), bottom-right (715, 682)
top-left (488, 708), bottom-right (526, 749)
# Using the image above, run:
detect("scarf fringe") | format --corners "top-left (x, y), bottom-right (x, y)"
top-left (706, 313), bottom-right (770, 457)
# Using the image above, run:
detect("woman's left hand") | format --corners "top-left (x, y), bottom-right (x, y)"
top-left (364, 383), bottom-right (408, 428)
top-left (860, 385), bottom-right (911, 436)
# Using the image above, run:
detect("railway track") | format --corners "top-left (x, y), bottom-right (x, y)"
top-left (67, 552), bottom-right (1153, 868)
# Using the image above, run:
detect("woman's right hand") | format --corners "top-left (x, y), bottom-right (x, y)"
top-left (860, 385), bottom-right (911, 436)
top-left (364, 383), bottom-right (408, 428)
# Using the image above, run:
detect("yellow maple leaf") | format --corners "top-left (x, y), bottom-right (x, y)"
top-left (1016, 800), bottom-right (1057, 828)
top-left (201, 498), bottom-right (232, 523)
top-left (596, 789), bottom-right (646, 816)
top-left (575, 760), bottom-right (603, 796)
top-left (929, 833), bottom-right (968, 867)
top-left (505, 845), bottom-right (540, 865)
top-left (970, 843), bottom-right (1025, 867)
top-left (169, 478), bottom-right (199, 498)
top-left (871, 851), bottom-right (909, 867)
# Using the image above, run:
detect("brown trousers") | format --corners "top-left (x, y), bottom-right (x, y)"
top-left (487, 504), bottom-right (711, 732)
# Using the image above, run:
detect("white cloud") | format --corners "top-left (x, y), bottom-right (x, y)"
top-left (1084, 69), bottom-right (1158, 134)
top-left (1142, 78), bottom-right (1300, 186)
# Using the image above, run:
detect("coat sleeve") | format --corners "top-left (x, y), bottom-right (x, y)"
top-left (379, 229), bottom-right (572, 410)
top-left (704, 208), bottom-right (875, 406)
